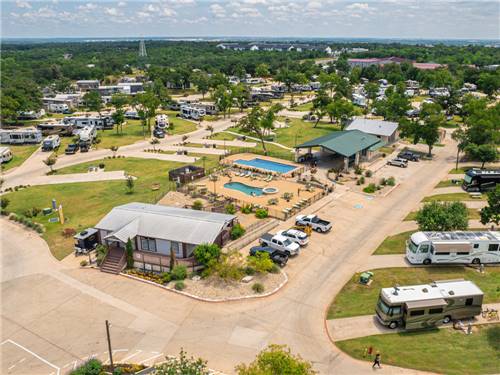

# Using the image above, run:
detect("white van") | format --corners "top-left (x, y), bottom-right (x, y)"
top-left (0, 147), bottom-right (13, 163)
top-left (42, 135), bottom-right (61, 151)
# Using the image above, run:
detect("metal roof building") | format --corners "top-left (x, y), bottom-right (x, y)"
top-left (346, 118), bottom-right (399, 143)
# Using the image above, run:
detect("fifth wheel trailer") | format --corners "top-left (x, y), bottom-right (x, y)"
top-left (406, 231), bottom-right (500, 265)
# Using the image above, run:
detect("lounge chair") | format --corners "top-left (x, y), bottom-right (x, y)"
top-left (245, 171), bottom-right (252, 177)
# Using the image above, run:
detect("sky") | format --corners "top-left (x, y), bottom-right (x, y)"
top-left (1, 0), bottom-right (499, 40)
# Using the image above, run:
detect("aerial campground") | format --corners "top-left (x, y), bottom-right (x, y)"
top-left (1, 1), bottom-right (499, 374)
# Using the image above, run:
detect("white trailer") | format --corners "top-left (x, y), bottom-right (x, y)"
top-left (155, 114), bottom-right (170, 129)
top-left (48, 103), bottom-right (70, 113)
top-left (180, 105), bottom-right (205, 121)
top-left (406, 231), bottom-right (500, 265)
top-left (78, 125), bottom-right (97, 144)
top-left (0, 127), bottom-right (42, 144)
top-left (64, 116), bottom-right (114, 130)
top-left (0, 147), bottom-right (13, 163)
top-left (42, 135), bottom-right (61, 151)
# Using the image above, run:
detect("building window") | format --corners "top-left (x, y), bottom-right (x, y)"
top-left (171, 241), bottom-right (181, 256)
top-left (465, 298), bottom-right (473, 306)
top-left (473, 244), bottom-right (479, 249)
top-left (140, 237), bottom-right (157, 252)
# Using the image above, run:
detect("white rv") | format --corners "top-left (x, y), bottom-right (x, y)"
top-left (376, 279), bottom-right (483, 330)
top-left (193, 103), bottom-right (218, 115)
top-left (48, 103), bottom-right (70, 113)
top-left (155, 114), bottom-right (170, 129)
top-left (42, 135), bottom-right (61, 151)
top-left (180, 105), bottom-right (205, 121)
top-left (406, 231), bottom-right (500, 265)
top-left (0, 127), bottom-right (42, 144)
top-left (352, 93), bottom-right (367, 107)
top-left (0, 147), bottom-right (13, 163)
top-left (78, 125), bottom-right (97, 145)
top-left (64, 116), bottom-right (114, 130)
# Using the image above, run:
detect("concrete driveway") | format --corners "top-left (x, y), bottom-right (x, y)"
top-left (1, 138), bottom-right (457, 374)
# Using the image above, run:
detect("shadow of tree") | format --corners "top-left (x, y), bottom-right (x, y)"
top-left (486, 325), bottom-right (500, 352)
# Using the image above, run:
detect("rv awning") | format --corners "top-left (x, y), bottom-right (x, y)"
top-left (405, 298), bottom-right (447, 309)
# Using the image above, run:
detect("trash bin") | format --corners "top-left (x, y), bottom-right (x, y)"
top-left (360, 272), bottom-right (374, 284)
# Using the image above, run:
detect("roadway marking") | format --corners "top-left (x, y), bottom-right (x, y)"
top-left (102, 349), bottom-right (129, 364)
top-left (1, 339), bottom-right (60, 375)
top-left (140, 353), bottom-right (163, 365)
top-left (121, 349), bottom-right (142, 362)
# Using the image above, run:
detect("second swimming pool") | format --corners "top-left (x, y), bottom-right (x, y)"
top-left (234, 158), bottom-right (296, 174)
top-left (223, 182), bottom-right (263, 196)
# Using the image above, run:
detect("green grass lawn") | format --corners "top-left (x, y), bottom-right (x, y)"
top-left (0, 144), bottom-right (40, 171)
top-left (435, 179), bottom-right (462, 188)
top-left (422, 193), bottom-right (486, 202)
top-left (448, 165), bottom-right (496, 175)
top-left (404, 208), bottom-right (481, 221)
top-left (292, 102), bottom-right (313, 111)
top-left (3, 156), bottom-right (219, 260)
top-left (373, 230), bottom-right (414, 255)
top-left (336, 324), bottom-right (500, 375)
top-left (273, 117), bottom-right (338, 148)
top-left (327, 267), bottom-right (500, 319)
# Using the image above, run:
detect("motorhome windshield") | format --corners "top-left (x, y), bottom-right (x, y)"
top-left (408, 240), bottom-right (419, 253)
top-left (463, 175), bottom-right (473, 185)
top-left (377, 297), bottom-right (391, 314)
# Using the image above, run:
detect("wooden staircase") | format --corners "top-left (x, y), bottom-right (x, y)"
top-left (100, 247), bottom-right (126, 274)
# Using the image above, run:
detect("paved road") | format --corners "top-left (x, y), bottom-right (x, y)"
top-left (0, 137), bottom-right (457, 374)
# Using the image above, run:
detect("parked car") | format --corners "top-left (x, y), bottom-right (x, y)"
top-left (295, 214), bottom-right (332, 233)
top-left (259, 233), bottom-right (300, 256)
top-left (65, 143), bottom-right (79, 155)
top-left (387, 158), bottom-right (408, 168)
top-left (79, 142), bottom-right (90, 153)
top-left (398, 151), bottom-right (420, 162)
top-left (249, 246), bottom-right (288, 267)
top-left (277, 229), bottom-right (309, 246)
top-left (153, 128), bottom-right (165, 138)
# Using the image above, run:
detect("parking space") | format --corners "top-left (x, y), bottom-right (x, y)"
top-left (1, 340), bottom-right (60, 375)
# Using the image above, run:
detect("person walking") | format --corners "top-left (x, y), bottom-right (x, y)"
top-left (372, 352), bottom-right (382, 369)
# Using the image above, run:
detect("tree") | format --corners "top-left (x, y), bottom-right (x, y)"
top-left (125, 238), bottom-right (134, 268)
top-left (152, 78), bottom-right (171, 108)
top-left (326, 97), bottom-right (354, 128)
top-left (193, 243), bottom-right (221, 266)
top-left (205, 125), bottom-right (214, 137)
top-left (213, 85), bottom-right (232, 118)
top-left (236, 344), bottom-right (316, 375)
top-left (83, 91), bottom-right (103, 117)
top-left (111, 108), bottom-right (125, 135)
top-left (318, 72), bottom-right (337, 97)
top-left (401, 103), bottom-right (443, 156)
top-left (478, 72), bottom-right (500, 97)
top-left (255, 63), bottom-right (270, 78)
top-left (1, 197), bottom-right (10, 212)
top-left (153, 349), bottom-right (209, 375)
top-left (125, 176), bottom-right (134, 194)
top-left (238, 104), bottom-right (283, 154)
top-left (451, 127), bottom-right (468, 171)
top-left (275, 69), bottom-right (307, 105)
top-left (191, 71), bottom-right (210, 98)
top-left (416, 201), bottom-right (469, 231)
top-left (311, 89), bottom-right (331, 127)
top-left (134, 90), bottom-right (160, 137)
top-left (231, 83), bottom-right (249, 112)
top-left (480, 185), bottom-right (500, 227)
top-left (43, 156), bottom-right (57, 173)
top-left (465, 143), bottom-right (498, 168)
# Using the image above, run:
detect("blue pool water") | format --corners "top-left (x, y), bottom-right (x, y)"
top-left (234, 158), bottom-right (296, 174)
top-left (224, 182), bottom-right (263, 196)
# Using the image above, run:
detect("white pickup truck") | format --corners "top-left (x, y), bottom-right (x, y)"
top-left (259, 233), bottom-right (300, 256)
top-left (295, 214), bottom-right (332, 233)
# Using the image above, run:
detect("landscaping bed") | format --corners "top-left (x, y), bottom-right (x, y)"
top-left (404, 208), bottom-right (480, 221)
top-left (336, 324), bottom-right (500, 375)
top-left (327, 267), bottom-right (500, 319)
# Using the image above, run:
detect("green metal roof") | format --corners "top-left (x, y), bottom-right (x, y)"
top-left (295, 130), bottom-right (382, 157)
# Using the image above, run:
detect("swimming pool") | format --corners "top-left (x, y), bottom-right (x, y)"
top-left (234, 158), bottom-right (296, 174)
top-left (224, 182), bottom-right (263, 196)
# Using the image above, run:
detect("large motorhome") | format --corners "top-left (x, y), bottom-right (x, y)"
top-left (406, 231), bottom-right (500, 265)
top-left (0, 127), bottom-right (42, 144)
top-left (462, 168), bottom-right (500, 192)
top-left (375, 280), bottom-right (483, 330)
top-left (155, 114), bottom-right (170, 129)
top-left (42, 135), bottom-right (61, 151)
top-left (77, 125), bottom-right (97, 145)
top-left (180, 105), bottom-right (205, 121)
top-left (64, 116), bottom-right (114, 130)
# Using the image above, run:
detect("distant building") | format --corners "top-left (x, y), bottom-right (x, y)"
top-left (346, 118), bottom-right (399, 144)
top-left (348, 57), bottom-right (407, 68)
top-left (76, 80), bottom-right (99, 91)
top-left (412, 62), bottom-right (445, 70)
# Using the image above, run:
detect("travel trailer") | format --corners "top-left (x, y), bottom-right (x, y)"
top-left (0, 147), bottom-right (13, 163)
top-left (0, 127), bottom-right (42, 144)
top-left (406, 231), bottom-right (500, 265)
top-left (193, 103), bottom-right (218, 115)
top-left (47, 103), bottom-right (71, 113)
top-left (125, 110), bottom-right (140, 119)
top-left (77, 125), bottom-right (97, 145)
top-left (42, 135), bottom-right (61, 151)
top-left (155, 114), bottom-right (169, 129)
top-left (64, 116), bottom-right (114, 130)
top-left (180, 105), bottom-right (205, 121)
top-left (462, 168), bottom-right (500, 192)
top-left (375, 279), bottom-right (483, 330)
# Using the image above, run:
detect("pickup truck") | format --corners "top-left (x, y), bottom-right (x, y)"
top-left (259, 233), bottom-right (300, 256)
top-left (249, 246), bottom-right (288, 267)
top-left (295, 214), bottom-right (332, 233)
top-left (65, 143), bottom-right (79, 155)
top-left (387, 158), bottom-right (408, 168)
top-left (397, 151), bottom-right (420, 162)
top-left (277, 229), bottom-right (309, 246)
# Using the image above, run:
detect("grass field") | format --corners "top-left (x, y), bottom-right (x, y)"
top-left (0, 144), bottom-right (40, 171)
top-left (422, 193), bottom-right (486, 202)
top-left (404, 208), bottom-right (481, 221)
top-left (435, 179), bottom-right (462, 188)
top-left (336, 324), bottom-right (500, 375)
top-left (274, 117), bottom-right (337, 147)
top-left (448, 165), bottom-right (497, 174)
top-left (327, 267), bottom-right (500, 319)
top-left (3, 156), bottom-right (219, 260)
top-left (293, 101), bottom-right (313, 111)
top-left (373, 230), bottom-right (414, 255)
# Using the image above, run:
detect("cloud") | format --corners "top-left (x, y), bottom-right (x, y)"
top-left (77, 3), bottom-right (97, 12)
top-left (117, 1), bottom-right (127, 7)
top-left (346, 3), bottom-right (370, 10)
top-left (160, 6), bottom-right (177, 17)
top-left (15, 0), bottom-right (31, 8)
top-left (210, 3), bottom-right (226, 17)
top-left (104, 7), bottom-right (120, 16)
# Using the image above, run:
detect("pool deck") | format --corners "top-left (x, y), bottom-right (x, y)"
top-left (201, 172), bottom-right (323, 219)
top-left (222, 153), bottom-right (303, 177)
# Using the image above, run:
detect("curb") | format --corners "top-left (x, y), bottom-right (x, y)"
top-left (120, 271), bottom-right (288, 303)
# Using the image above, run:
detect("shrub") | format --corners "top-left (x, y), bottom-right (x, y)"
top-left (241, 204), bottom-right (253, 214)
top-left (255, 208), bottom-right (269, 219)
top-left (244, 266), bottom-right (256, 276)
top-left (247, 253), bottom-right (274, 273)
top-left (193, 243), bottom-right (221, 266)
top-left (161, 272), bottom-right (171, 284)
top-left (192, 200), bottom-right (203, 210)
top-left (70, 359), bottom-right (102, 375)
top-left (31, 207), bottom-right (41, 217)
top-left (174, 281), bottom-right (186, 290)
top-left (230, 223), bottom-right (246, 240)
top-left (356, 176), bottom-right (365, 185)
top-left (171, 265), bottom-right (187, 280)
top-left (269, 264), bottom-right (280, 274)
top-left (99, 163), bottom-right (105, 169)
top-left (225, 203), bottom-right (236, 214)
top-left (211, 252), bottom-right (244, 280)
top-left (365, 170), bottom-right (373, 177)
top-left (363, 183), bottom-right (377, 194)
top-left (386, 176), bottom-right (396, 186)
top-left (267, 198), bottom-right (278, 205)
top-left (95, 244), bottom-right (108, 266)
top-left (252, 283), bottom-right (265, 293)
top-left (380, 177), bottom-right (387, 186)
top-left (354, 166), bottom-right (363, 175)
top-left (80, 260), bottom-right (88, 267)
top-left (1, 197), bottom-right (9, 211)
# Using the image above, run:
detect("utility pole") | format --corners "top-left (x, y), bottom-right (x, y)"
top-left (105, 320), bottom-right (114, 373)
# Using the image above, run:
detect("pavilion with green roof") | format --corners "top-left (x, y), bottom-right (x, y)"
top-left (294, 130), bottom-right (385, 170)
